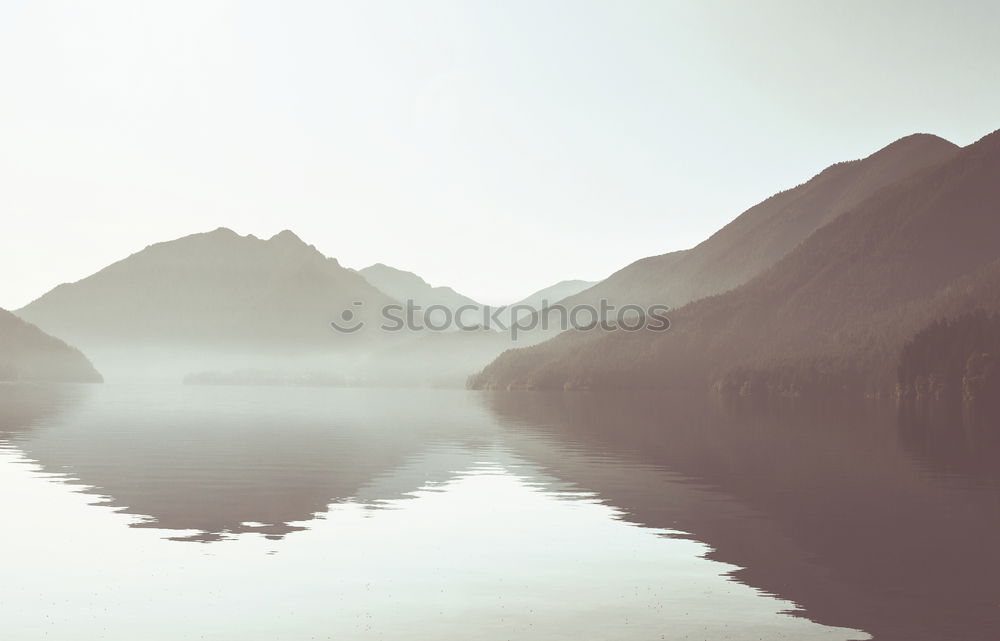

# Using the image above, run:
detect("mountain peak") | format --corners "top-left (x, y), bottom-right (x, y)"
top-left (269, 229), bottom-right (305, 245)
top-left (868, 132), bottom-right (958, 161)
top-left (892, 132), bottom-right (953, 145)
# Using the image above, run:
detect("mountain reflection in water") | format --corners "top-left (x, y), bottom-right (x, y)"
top-left (2, 384), bottom-right (998, 640)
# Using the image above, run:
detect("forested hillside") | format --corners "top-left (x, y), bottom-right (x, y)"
top-left (471, 130), bottom-right (1000, 403)
top-left (552, 134), bottom-right (958, 312)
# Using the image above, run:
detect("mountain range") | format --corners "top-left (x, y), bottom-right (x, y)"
top-left (470, 129), bottom-right (1000, 402)
top-left (7, 127), bottom-right (999, 395)
top-left (359, 264), bottom-right (596, 328)
top-left (19, 228), bottom-right (396, 346)
top-left (12, 229), bottom-right (592, 384)
top-left (552, 133), bottom-right (959, 313)
top-left (16, 228), bottom-right (399, 381)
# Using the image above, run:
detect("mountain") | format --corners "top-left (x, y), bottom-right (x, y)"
top-left (0, 308), bottom-right (102, 382)
top-left (509, 279), bottom-right (597, 310)
top-left (17, 228), bottom-right (398, 381)
top-left (554, 134), bottom-right (959, 313)
top-left (349, 272), bottom-right (600, 383)
top-left (470, 129), bottom-right (1000, 396)
top-left (503, 279), bottom-right (597, 325)
top-left (15, 228), bottom-right (518, 386)
top-left (358, 264), bottom-right (596, 336)
top-left (358, 263), bottom-right (483, 329)
top-left (359, 263), bottom-right (481, 310)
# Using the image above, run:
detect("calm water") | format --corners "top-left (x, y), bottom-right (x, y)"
top-left (1, 385), bottom-right (998, 640)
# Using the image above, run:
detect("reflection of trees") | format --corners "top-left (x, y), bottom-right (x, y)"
top-left (485, 390), bottom-right (1000, 641)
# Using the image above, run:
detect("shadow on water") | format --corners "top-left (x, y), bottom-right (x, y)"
top-left (483, 391), bottom-right (1000, 641)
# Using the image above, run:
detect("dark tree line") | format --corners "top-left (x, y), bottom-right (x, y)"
top-left (897, 310), bottom-right (1000, 416)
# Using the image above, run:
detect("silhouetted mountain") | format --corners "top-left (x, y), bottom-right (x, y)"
top-left (556, 134), bottom-right (959, 312)
top-left (471, 129), bottom-right (1000, 397)
top-left (0, 308), bottom-right (102, 382)
top-left (17, 228), bottom-right (397, 380)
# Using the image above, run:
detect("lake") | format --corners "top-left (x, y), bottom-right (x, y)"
top-left (1, 384), bottom-right (998, 640)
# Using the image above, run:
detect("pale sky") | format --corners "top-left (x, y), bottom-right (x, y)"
top-left (2, 0), bottom-right (998, 309)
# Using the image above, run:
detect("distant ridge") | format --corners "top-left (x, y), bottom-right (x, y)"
top-left (16, 228), bottom-right (397, 380)
top-left (508, 279), bottom-right (597, 311)
top-left (18, 227), bottom-right (394, 346)
top-left (501, 279), bottom-right (598, 326)
top-left (359, 263), bottom-right (481, 312)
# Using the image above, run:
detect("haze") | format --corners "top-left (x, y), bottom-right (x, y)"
top-left (2, 0), bottom-right (999, 309)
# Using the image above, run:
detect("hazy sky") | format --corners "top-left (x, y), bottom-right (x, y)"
top-left (2, 0), bottom-right (998, 309)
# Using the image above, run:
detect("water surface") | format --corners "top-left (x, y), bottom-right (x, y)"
top-left (2, 384), bottom-right (996, 640)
